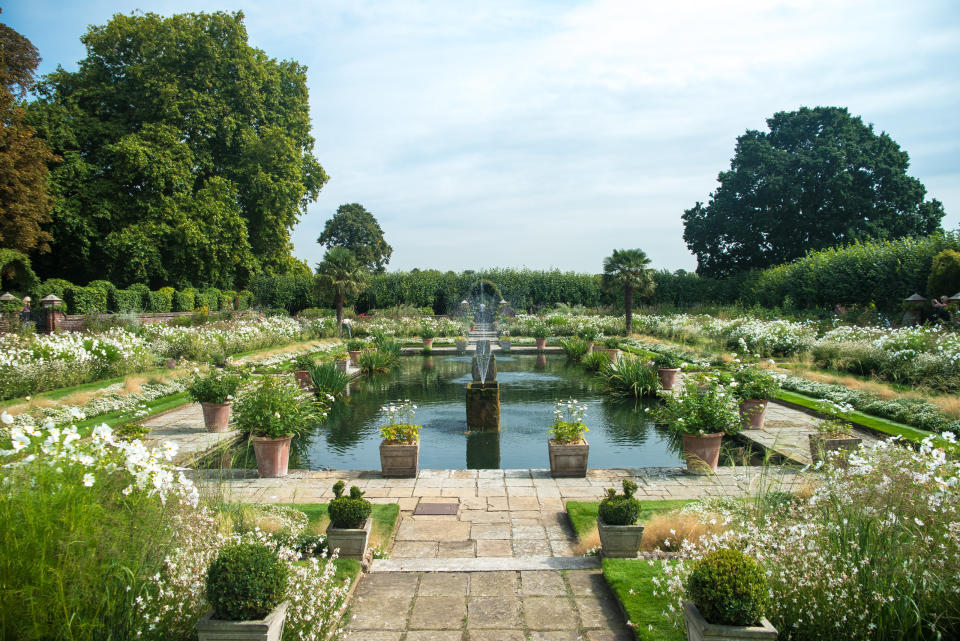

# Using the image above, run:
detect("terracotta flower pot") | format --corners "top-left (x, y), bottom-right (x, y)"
top-left (422, 338), bottom-right (434, 348)
top-left (682, 433), bottom-right (723, 475)
top-left (348, 350), bottom-right (361, 366)
top-left (294, 369), bottom-right (312, 390)
top-left (738, 399), bottom-right (768, 430)
top-left (535, 338), bottom-right (547, 350)
top-left (607, 348), bottom-right (621, 362)
top-left (200, 401), bottom-right (232, 433)
top-left (658, 368), bottom-right (680, 390)
top-left (252, 435), bottom-right (293, 478)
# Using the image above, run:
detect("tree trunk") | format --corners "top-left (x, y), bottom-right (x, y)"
top-left (335, 293), bottom-right (344, 332)
top-left (624, 285), bottom-right (634, 335)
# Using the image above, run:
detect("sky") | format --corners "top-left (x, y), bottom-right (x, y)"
top-left (6, 0), bottom-right (960, 274)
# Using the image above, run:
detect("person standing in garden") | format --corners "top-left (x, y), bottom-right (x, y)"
top-left (19, 296), bottom-right (30, 322)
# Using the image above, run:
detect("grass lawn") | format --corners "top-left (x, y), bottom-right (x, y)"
top-left (602, 558), bottom-right (684, 641)
top-left (566, 499), bottom-right (695, 543)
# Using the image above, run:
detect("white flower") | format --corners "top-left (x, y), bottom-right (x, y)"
top-left (0, 411), bottom-right (13, 425)
top-left (273, 412), bottom-right (281, 419)
top-left (82, 473), bottom-right (95, 487)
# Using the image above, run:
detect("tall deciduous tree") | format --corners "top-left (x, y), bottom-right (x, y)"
top-left (315, 247), bottom-right (369, 329)
top-left (602, 248), bottom-right (655, 335)
top-left (27, 11), bottom-right (327, 287)
top-left (317, 203), bottom-right (392, 273)
top-left (682, 106), bottom-right (945, 278)
top-left (0, 18), bottom-right (56, 254)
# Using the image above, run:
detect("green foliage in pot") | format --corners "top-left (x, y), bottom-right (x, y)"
top-left (419, 324), bottom-right (437, 339)
top-left (733, 365), bottom-right (782, 401)
top-left (328, 480), bottom-right (372, 529)
top-left (686, 548), bottom-right (770, 626)
top-left (293, 353), bottom-right (315, 371)
top-left (233, 375), bottom-right (317, 438)
top-left (653, 351), bottom-right (683, 370)
top-left (577, 326), bottom-right (599, 342)
top-left (205, 543), bottom-right (288, 621)
top-left (345, 339), bottom-right (365, 352)
top-left (603, 355), bottom-right (660, 398)
top-left (560, 337), bottom-right (590, 361)
top-left (532, 322), bottom-right (549, 340)
top-left (604, 336), bottom-right (620, 349)
top-left (379, 400), bottom-right (421, 443)
top-left (187, 368), bottom-right (243, 404)
top-left (654, 378), bottom-right (742, 436)
top-left (598, 480), bottom-right (641, 525)
top-left (548, 399), bottom-right (589, 444)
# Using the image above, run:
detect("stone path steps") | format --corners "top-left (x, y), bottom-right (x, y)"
top-left (341, 569), bottom-right (633, 641)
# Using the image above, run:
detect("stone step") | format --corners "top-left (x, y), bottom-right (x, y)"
top-left (370, 555), bottom-right (601, 573)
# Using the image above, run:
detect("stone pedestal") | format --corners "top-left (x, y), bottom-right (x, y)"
top-left (466, 382), bottom-right (500, 431)
top-left (466, 430), bottom-right (500, 469)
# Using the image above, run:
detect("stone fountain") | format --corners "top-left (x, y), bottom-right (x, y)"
top-left (466, 339), bottom-right (500, 431)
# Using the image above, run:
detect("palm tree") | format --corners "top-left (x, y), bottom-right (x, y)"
top-left (315, 247), bottom-right (369, 331)
top-left (602, 249), bottom-right (656, 335)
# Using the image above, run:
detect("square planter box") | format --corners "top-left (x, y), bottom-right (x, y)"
top-left (196, 600), bottom-right (289, 641)
top-left (597, 517), bottom-right (644, 558)
top-left (326, 517), bottom-right (371, 560)
top-left (380, 439), bottom-right (420, 478)
top-left (548, 439), bottom-right (589, 478)
top-left (809, 433), bottom-right (862, 464)
top-left (683, 600), bottom-right (777, 641)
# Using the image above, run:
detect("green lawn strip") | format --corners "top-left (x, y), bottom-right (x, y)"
top-left (774, 389), bottom-right (932, 442)
top-left (602, 558), bottom-right (684, 641)
top-left (71, 391), bottom-right (192, 437)
top-left (619, 343), bottom-right (659, 361)
top-left (285, 502), bottom-right (401, 551)
top-left (566, 499), bottom-right (695, 543)
top-left (0, 366), bottom-right (185, 410)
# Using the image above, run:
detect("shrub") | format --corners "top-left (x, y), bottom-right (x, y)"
top-left (655, 380), bottom-right (742, 436)
top-left (40, 277), bottom-right (74, 303)
top-left (532, 322), bottom-right (549, 339)
top-left (652, 351), bottom-right (683, 369)
top-left (205, 543), bottom-right (288, 621)
top-left (420, 323), bottom-right (437, 339)
top-left (187, 368), bottom-right (243, 404)
top-left (237, 289), bottom-right (254, 311)
top-left (147, 287), bottom-right (174, 313)
top-left (603, 355), bottom-right (660, 398)
top-left (203, 288), bottom-right (222, 310)
top-left (221, 289), bottom-right (238, 311)
top-left (732, 365), bottom-right (782, 401)
top-left (560, 337), bottom-right (590, 361)
top-left (64, 285), bottom-right (108, 314)
top-left (928, 249), bottom-right (960, 297)
top-left (111, 288), bottom-right (142, 313)
top-left (172, 289), bottom-right (195, 312)
top-left (327, 481), bottom-right (371, 529)
top-left (308, 361), bottom-right (350, 398)
top-left (232, 376), bottom-right (320, 438)
top-left (598, 480), bottom-right (641, 525)
top-left (686, 548), bottom-right (769, 626)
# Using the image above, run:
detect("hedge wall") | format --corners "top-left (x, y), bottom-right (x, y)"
top-left (30, 280), bottom-right (242, 314)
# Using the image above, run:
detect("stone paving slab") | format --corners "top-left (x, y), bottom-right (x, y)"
top-left (141, 404), bottom-right (242, 465)
top-left (370, 556), bottom-right (601, 572)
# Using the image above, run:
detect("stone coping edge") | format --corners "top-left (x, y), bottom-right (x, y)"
top-left (370, 555), bottom-right (601, 573)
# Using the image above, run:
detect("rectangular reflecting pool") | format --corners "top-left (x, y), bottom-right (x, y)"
top-left (280, 353), bottom-right (683, 470)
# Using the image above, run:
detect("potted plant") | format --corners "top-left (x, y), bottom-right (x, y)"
top-left (187, 368), bottom-right (243, 432)
top-left (597, 479), bottom-right (644, 558)
top-left (345, 339), bottom-right (365, 366)
top-left (499, 331), bottom-right (511, 351)
top-left (577, 326), bottom-right (599, 353)
top-left (533, 323), bottom-right (549, 350)
top-left (653, 352), bottom-right (683, 390)
top-left (683, 548), bottom-right (777, 641)
top-left (655, 379), bottom-right (741, 475)
top-left (547, 399), bottom-right (589, 477)
top-left (808, 404), bottom-right (861, 464)
top-left (326, 480), bottom-right (372, 559)
top-left (603, 336), bottom-right (621, 362)
top-left (334, 351), bottom-right (350, 373)
top-left (233, 376), bottom-right (317, 478)
top-left (456, 332), bottom-right (468, 352)
top-left (379, 400), bottom-right (421, 477)
top-left (292, 353), bottom-right (314, 390)
top-left (420, 323), bottom-right (436, 349)
top-left (732, 366), bottom-right (782, 430)
top-left (196, 543), bottom-right (290, 641)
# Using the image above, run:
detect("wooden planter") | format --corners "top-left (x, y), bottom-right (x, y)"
top-left (380, 439), bottom-right (420, 478)
top-left (597, 517), bottom-right (644, 558)
top-left (808, 433), bottom-right (862, 464)
top-left (326, 517), bottom-right (371, 560)
top-left (196, 600), bottom-right (289, 641)
top-left (252, 436), bottom-right (293, 478)
top-left (200, 401), bottom-right (232, 432)
top-left (738, 399), bottom-right (768, 430)
top-left (657, 368), bottom-right (680, 390)
top-left (681, 433), bottom-right (723, 475)
top-left (683, 600), bottom-right (777, 641)
top-left (548, 439), bottom-right (589, 477)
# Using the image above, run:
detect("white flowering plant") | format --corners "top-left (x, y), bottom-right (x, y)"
top-left (232, 375), bottom-right (325, 439)
top-left (549, 399), bottom-right (589, 444)
top-left (655, 378), bottom-right (742, 436)
top-left (379, 400), bottom-right (421, 443)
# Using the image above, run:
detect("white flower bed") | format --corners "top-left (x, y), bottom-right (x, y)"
top-left (350, 315), bottom-right (466, 337)
top-left (506, 314), bottom-right (625, 337)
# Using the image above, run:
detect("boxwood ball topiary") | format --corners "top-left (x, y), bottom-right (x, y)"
top-left (598, 479), bottom-right (641, 525)
top-left (205, 543), bottom-right (288, 621)
top-left (686, 548), bottom-right (770, 626)
top-left (328, 480), bottom-right (372, 529)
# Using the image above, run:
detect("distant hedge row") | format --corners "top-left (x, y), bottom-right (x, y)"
top-left (38, 279), bottom-right (254, 315)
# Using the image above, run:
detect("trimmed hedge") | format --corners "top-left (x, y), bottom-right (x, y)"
top-left (172, 289), bottom-right (195, 312)
top-left (64, 286), bottom-right (108, 314)
top-left (147, 287), bottom-right (174, 313)
top-left (111, 289), bottom-right (142, 313)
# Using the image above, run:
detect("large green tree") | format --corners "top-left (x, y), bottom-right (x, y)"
top-left (27, 11), bottom-right (327, 288)
top-left (0, 17), bottom-right (56, 254)
top-left (315, 247), bottom-right (369, 329)
top-left (317, 203), bottom-right (392, 273)
top-left (602, 248), bottom-right (655, 335)
top-left (682, 107), bottom-right (945, 278)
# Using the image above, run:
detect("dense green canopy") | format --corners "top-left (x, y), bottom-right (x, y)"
top-left (27, 10), bottom-right (327, 288)
top-left (683, 107), bottom-right (945, 278)
top-left (317, 203), bottom-right (393, 274)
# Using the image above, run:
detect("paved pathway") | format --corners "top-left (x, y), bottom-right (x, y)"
top-left (142, 403), bottom-right (242, 466)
